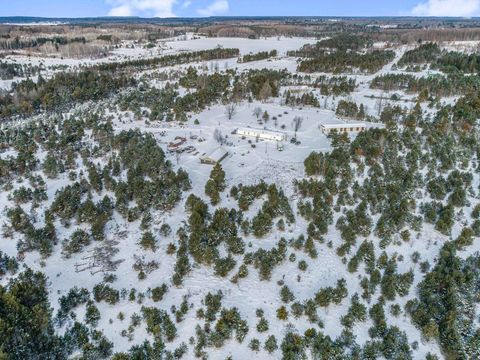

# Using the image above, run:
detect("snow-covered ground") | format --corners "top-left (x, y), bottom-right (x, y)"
top-left (2, 35), bottom-right (480, 359)
top-left (165, 35), bottom-right (316, 56)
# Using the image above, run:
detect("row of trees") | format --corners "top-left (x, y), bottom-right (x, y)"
top-left (297, 50), bottom-right (396, 74)
top-left (94, 47), bottom-right (240, 73)
top-left (397, 42), bottom-right (441, 67)
top-left (282, 74), bottom-right (357, 96)
top-left (0, 61), bottom-right (43, 80)
top-left (239, 50), bottom-right (277, 63)
top-left (371, 73), bottom-right (480, 97)
top-left (0, 35), bottom-right (86, 50)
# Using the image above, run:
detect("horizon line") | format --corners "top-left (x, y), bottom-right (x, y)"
top-left (1, 15), bottom-right (480, 20)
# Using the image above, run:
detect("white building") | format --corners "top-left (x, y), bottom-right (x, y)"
top-left (200, 147), bottom-right (229, 165)
top-left (320, 123), bottom-right (366, 135)
top-left (236, 127), bottom-right (287, 142)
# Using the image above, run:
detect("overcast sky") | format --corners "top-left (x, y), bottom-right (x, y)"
top-left (1, 0), bottom-right (480, 18)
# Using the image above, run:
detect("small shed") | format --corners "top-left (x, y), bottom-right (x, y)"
top-left (200, 147), bottom-right (229, 165)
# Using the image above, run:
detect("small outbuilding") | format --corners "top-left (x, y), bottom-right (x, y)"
top-left (200, 147), bottom-right (229, 165)
top-left (320, 123), bottom-right (366, 135)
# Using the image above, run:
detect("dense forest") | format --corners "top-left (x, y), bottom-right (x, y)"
top-left (370, 73), bottom-right (480, 97)
top-left (398, 42), bottom-right (480, 73)
top-left (283, 74), bottom-right (357, 96)
top-left (297, 50), bottom-right (396, 74)
top-left (0, 70), bottom-right (135, 118)
top-left (0, 35), bottom-right (87, 50)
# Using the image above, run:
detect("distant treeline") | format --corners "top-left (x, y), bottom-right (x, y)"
top-left (372, 28), bottom-right (480, 44)
top-left (238, 50), bottom-right (277, 63)
top-left (0, 36), bottom-right (86, 50)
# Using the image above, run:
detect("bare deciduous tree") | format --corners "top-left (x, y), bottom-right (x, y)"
top-left (253, 107), bottom-right (262, 119)
top-left (225, 103), bottom-right (237, 120)
top-left (375, 93), bottom-right (386, 116)
top-left (214, 129), bottom-right (225, 145)
top-left (323, 96), bottom-right (329, 109)
top-left (175, 151), bottom-right (181, 165)
top-left (293, 116), bottom-right (303, 138)
top-left (259, 81), bottom-right (273, 101)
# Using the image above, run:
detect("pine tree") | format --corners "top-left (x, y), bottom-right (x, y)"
top-left (205, 163), bottom-right (226, 205)
top-left (139, 231), bottom-right (157, 251)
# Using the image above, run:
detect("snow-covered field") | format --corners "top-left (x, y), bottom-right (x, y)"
top-left (165, 35), bottom-right (316, 55)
